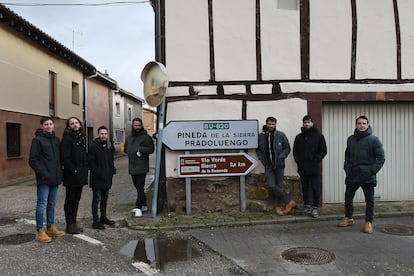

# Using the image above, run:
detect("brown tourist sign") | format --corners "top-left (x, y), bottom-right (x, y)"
top-left (178, 153), bottom-right (257, 177)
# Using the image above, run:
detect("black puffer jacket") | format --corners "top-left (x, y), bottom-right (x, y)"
top-left (29, 129), bottom-right (63, 186)
top-left (88, 138), bottom-right (116, 190)
top-left (61, 129), bottom-right (88, 187)
top-left (344, 126), bottom-right (385, 186)
top-left (293, 125), bottom-right (327, 176)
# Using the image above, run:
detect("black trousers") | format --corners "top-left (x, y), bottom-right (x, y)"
top-left (132, 174), bottom-right (147, 209)
top-left (91, 188), bottom-right (109, 223)
top-left (345, 183), bottom-right (375, 222)
top-left (64, 186), bottom-right (83, 226)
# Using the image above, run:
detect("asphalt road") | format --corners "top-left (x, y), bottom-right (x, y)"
top-left (1, 155), bottom-right (414, 275)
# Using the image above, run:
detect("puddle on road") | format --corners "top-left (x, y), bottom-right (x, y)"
top-left (120, 236), bottom-right (201, 270)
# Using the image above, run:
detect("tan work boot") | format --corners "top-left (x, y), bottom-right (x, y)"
top-left (274, 207), bottom-right (284, 216)
top-left (283, 200), bottom-right (297, 215)
top-left (364, 221), bottom-right (373, 234)
top-left (46, 224), bottom-right (65, 236)
top-left (36, 228), bottom-right (52, 243)
top-left (337, 217), bottom-right (355, 227)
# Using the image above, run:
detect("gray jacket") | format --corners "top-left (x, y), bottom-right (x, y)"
top-left (256, 129), bottom-right (291, 169)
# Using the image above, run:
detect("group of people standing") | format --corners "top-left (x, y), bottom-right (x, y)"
top-left (29, 116), bottom-right (153, 243)
top-left (257, 115), bottom-right (385, 234)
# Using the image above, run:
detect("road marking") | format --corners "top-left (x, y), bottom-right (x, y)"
top-left (16, 218), bottom-right (36, 225)
top-left (74, 234), bottom-right (104, 245)
top-left (132, 262), bottom-right (159, 275)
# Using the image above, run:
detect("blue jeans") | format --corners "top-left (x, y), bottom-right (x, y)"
top-left (300, 175), bottom-right (320, 207)
top-left (264, 167), bottom-right (290, 207)
top-left (36, 184), bottom-right (59, 230)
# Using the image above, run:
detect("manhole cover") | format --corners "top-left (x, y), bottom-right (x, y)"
top-left (376, 224), bottom-right (414, 236)
top-left (281, 247), bottom-right (335, 265)
top-left (0, 234), bottom-right (35, 245)
top-left (0, 217), bottom-right (17, 226)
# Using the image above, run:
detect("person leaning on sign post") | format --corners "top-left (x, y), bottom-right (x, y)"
top-left (256, 116), bottom-right (296, 216)
top-left (124, 117), bottom-right (155, 217)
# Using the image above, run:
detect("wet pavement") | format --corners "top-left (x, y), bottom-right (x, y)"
top-left (1, 154), bottom-right (414, 275)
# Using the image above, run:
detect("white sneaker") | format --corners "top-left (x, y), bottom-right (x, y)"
top-left (141, 206), bottom-right (148, 212)
top-left (132, 208), bottom-right (137, 213)
top-left (134, 209), bottom-right (142, 217)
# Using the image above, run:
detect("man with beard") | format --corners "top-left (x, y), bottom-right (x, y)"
top-left (256, 116), bottom-right (296, 216)
top-left (88, 125), bottom-right (116, 229)
top-left (61, 116), bottom-right (88, 234)
top-left (293, 115), bottom-right (327, 218)
top-left (124, 117), bottom-right (154, 217)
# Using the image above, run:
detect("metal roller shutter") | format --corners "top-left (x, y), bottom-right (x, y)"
top-left (322, 102), bottom-right (414, 203)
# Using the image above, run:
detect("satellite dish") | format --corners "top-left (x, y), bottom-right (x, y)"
top-left (141, 61), bottom-right (169, 107)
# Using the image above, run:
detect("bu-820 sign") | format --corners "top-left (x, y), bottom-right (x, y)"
top-left (162, 120), bottom-right (258, 150)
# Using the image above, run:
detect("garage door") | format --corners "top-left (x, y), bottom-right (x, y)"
top-left (322, 102), bottom-right (414, 203)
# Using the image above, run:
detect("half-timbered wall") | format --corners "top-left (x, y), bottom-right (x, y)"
top-left (162, 0), bottom-right (414, 202)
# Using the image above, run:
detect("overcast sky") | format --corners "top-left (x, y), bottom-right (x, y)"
top-left (4, 0), bottom-right (155, 99)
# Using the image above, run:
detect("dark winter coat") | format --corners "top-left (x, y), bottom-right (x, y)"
top-left (29, 129), bottom-right (63, 186)
top-left (61, 129), bottom-right (88, 187)
top-left (88, 138), bottom-right (116, 190)
top-left (256, 127), bottom-right (291, 169)
top-left (124, 128), bottom-right (155, 175)
top-left (344, 126), bottom-right (385, 186)
top-left (293, 125), bottom-right (327, 176)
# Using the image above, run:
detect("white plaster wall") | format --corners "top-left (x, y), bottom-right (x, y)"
top-left (165, 99), bottom-right (243, 177)
top-left (165, 0), bottom-right (210, 81)
top-left (356, 0), bottom-right (397, 79)
top-left (261, 0), bottom-right (301, 80)
top-left (397, 0), bottom-right (414, 79)
top-left (213, 0), bottom-right (256, 81)
top-left (246, 98), bottom-right (307, 176)
top-left (309, 0), bottom-right (352, 79)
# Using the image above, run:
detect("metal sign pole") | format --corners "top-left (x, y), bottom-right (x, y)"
top-left (151, 97), bottom-right (165, 218)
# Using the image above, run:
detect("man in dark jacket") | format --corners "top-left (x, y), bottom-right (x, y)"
top-left (88, 126), bottom-right (116, 229)
top-left (124, 117), bottom-right (155, 217)
top-left (293, 115), bottom-right (327, 218)
top-left (29, 117), bottom-right (65, 243)
top-left (61, 116), bottom-right (88, 234)
top-left (256, 116), bottom-right (296, 216)
top-left (338, 115), bottom-right (385, 234)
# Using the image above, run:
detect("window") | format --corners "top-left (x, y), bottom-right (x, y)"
top-left (72, 81), bottom-right (80, 105)
top-left (7, 123), bottom-right (21, 157)
top-left (278, 0), bottom-right (298, 10)
top-left (127, 106), bottom-right (132, 122)
top-left (115, 102), bottom-right (120, 116)
top-left (115, 129), bottom-right (124, 143)
top-left (49, 71), bottom-right (57, 116)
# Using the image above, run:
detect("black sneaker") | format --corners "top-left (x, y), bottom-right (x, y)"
top-left (100, 218), bottom-right (115, 226)
top-left (92, 222), bottom-right (105, 230)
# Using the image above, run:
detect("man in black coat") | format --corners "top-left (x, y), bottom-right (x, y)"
top-left (293, 115), bottom-right (327, 218)
top-left (61, 116), bottom-right (88, 234)
top-left (88, 126), bottom-right (116, 229)
top-left (338, 115), bottom-right (385, 234)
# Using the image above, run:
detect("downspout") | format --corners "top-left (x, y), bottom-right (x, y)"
top-left (84, 71), bottom-right (98, 149)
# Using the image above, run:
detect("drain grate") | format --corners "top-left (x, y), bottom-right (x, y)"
top-left (281, 247), bottom-right (335, 265)
top-left (376, 224), bottom-right (414, 236)
top-left (0, 234), bottom-right (35, 245)
top-left (0, 217), bottom-right (17, 226)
